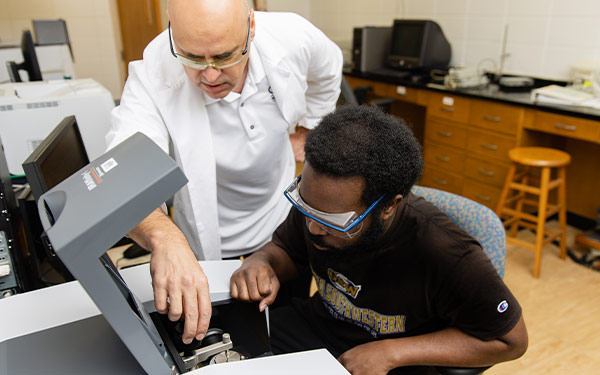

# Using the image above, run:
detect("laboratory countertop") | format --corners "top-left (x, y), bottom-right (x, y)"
top-left (344, 69), bottom-right (600, 121)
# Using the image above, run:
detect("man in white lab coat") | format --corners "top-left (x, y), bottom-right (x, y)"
top-left (105, 0), bottom-right (342, 345)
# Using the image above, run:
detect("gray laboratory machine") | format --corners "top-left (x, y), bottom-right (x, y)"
top-left (39, 132), bottom-right (188, 374)
top-left (28, 133), bottom-right (269, 374)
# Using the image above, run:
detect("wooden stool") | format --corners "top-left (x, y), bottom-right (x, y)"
top-left (496, 147), bottom-right (571, 277)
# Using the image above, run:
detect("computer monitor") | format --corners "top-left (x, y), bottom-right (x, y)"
top-left (5, 30), bottom-right (43, 82)
top-left (387, 20), bottom-right (451, 71)
top-left (21, 116), bottom-right (89, 284)
top-left (22, 116), bottom-right (90, 203)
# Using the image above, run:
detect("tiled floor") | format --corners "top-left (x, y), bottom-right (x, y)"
top-left (488, 224), bottom-right (600, 375)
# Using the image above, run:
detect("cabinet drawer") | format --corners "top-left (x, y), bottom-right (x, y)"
top-left (462, 180), bottom-right (501, 210)
top-left (421, 165), bottom-right (463, 195)
top-left (387, 84), bottom-right (419, 102)
top-left (464, 157), bottom-right (509, 188)
top-left (527, 111), bottom-right (600, 144)
top-left (466, 128), bottom-right (516, 162)
top-left (427, 92), bottom-right (470, 123)
top-left (425, 119), bottom-right (468, 148)
top-left (469, 99), bottom-right (523, 136)
top-left (344, 76), bottom-right (391, 97)
top-left (424, 142), bottom-right (465, 173)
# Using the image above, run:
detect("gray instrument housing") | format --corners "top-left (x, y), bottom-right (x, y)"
top-left (38, 132), bottom-right (188, 375)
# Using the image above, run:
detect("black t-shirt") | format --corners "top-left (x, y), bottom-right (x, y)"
top-left (272, 192), bottom-right (521, 355)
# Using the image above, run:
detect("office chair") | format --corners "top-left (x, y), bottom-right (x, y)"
top-left (340, 76), bottom-right (359, 105)
top-left (411, 185), bottom-right (507, 375)
top-left (411, 185), bottom-right (505, 277)
top-left (339, 76), bottom-right (396, 112)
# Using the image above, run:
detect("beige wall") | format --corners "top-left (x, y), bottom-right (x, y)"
top-left (159, 0), bottom-right (168, 30)
top-left (4, 0), bottom-right (597, 100)
top-left (0, 0), bottom-right (125, 99)
top-left (268, 0), bottom-right (600, 81)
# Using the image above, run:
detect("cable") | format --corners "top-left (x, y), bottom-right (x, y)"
top-left (429, 69), bottom-right (447, 81)
top-left (477, 58), bottom-right (498, 76)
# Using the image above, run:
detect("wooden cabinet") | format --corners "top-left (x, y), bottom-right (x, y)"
top-left (469, 99), bottom-right (523, 136)
top-left (427, 92), bottom-right (471, 123)
top-left (462, 180), bottom-right (501, 211)
top-left (425, 119), bottom-right (468, 148)
top-left (344, 73), bottom-right (600, 219)
top-left (423, 141), bottom-right (466, 173)
top-left (423, 95), bottom-right (519, 209)
top-left (464, 157), bottom-right (509, 188)
top-left (466, 128), bottom-right (515, 162)
top-left (526, 111), bottom-right (600, 144)
top-left (421, 165), bottom-right (463, 195)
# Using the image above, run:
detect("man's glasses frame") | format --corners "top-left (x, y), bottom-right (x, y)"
top-left (168, 16), bottom-right (251, 70)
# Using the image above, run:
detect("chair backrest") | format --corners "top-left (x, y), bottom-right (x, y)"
top-left (340, 76), bottom-right (359, 105)
top-left (411, 185), bottom-right (506, 278)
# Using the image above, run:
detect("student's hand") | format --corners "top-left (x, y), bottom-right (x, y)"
top-left (230, 254), bottom-right (280, 311)
top-left (150, 240), bottom-right (211, 345)
top-left (338, 340), bottom-right (394, 375)
top-left (289, 126), bottom-right (309, 163)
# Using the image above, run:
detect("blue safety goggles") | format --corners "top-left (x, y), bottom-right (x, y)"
top-left (283, 174), bottom-right (385, 239)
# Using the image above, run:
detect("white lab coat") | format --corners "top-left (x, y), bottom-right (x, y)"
top-left (106, 12), bottom-right (342, 260)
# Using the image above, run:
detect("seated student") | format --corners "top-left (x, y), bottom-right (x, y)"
top-left (230, 105), bottom-right (528, 375)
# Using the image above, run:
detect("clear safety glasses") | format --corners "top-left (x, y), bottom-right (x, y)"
top-left (283, 174), bottom-right (385, 239)
top-left (168, 16), bottom-right (250, 71)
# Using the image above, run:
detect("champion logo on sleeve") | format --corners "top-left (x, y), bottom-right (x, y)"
top-left (497, 300), bottom-right (509, 313)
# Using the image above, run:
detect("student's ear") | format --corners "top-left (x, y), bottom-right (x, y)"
top-left (381, 194), bottom-right (403, 221)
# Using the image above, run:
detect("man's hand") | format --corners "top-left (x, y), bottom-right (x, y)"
top-left (150, 240), bottom-right (211, 344)
top-left (338, 341), bottom-right (395, 375)
top-left (230, 253), bottom-right (280, 311)
top-left (128, 208), bottom-right (211, 345)
top-left (289, 126), bottom-right (309, 163)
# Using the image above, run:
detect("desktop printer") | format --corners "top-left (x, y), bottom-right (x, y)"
top-left (0, 78), bottom-right (114, 175)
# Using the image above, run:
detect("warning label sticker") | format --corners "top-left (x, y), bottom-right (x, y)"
top-left (101, 158), bottom-right (118, 173)
top-left (82, 158), bottom-right (118, 191)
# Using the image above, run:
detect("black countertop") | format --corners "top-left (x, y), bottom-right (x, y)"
top-left (344, 70), bottom-right (600, 121)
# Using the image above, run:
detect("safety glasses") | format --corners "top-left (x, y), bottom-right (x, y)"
top-left (168, 16), bottom-right (250, 71)
top-left (283, 174), bottom-right (385, 239)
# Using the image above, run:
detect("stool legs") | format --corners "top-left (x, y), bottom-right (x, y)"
top-left (533, 167), bottom-right (551, 278)
top-left (496, 164), bottom-right (516, 216)
top-left (497, 164), bottom-right (568, 278)
top-left (510, 166), bottom-right (530, 238)
top-left (558, 166), bottom-right (567, 260)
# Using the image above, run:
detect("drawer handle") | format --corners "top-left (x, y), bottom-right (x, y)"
top-left (477, 168), bottom-right (495, 177)
top-left (437, 130), bottom-right (452, 137)
top-left (483, 115), bottom-right (501, 122)
top-left (554, 123), bottom-right (577, 132)
top-left (436, 154), bottom-right (450, 162)
top-left (476, 193), bottom-right (492, 202)
top-left (433, 178), bottom-right (448, 186)
top-left (440, 106), bottom-right (455, 112)
top-left (481, 142), bottom-right (498, 151)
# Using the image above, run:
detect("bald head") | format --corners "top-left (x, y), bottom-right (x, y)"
top-left (169, 0), bottom-right (249, 38)
top-left (168, 0), bottom-right (255, 98)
